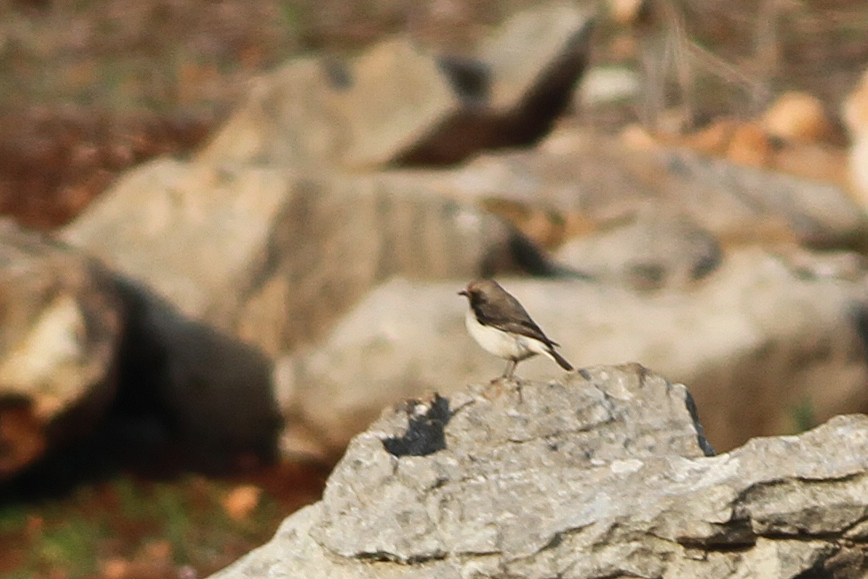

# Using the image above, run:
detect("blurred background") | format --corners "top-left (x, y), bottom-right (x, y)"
top-left (3, 0), bottom-right (868, 230)
top-left (3, 0), bottom-right (868, 577)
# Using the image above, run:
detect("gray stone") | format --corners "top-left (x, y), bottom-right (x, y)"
top-left (554, 204), bottom-right (722, 290)
top-left (482, 3), bottom-right (597, 115)
top-left (336, 37), bottom-right (463, 168)
top-left (197, 37), bottom-right (469, 170)
top-left (61, 160), bottom-right (535, 357)
top-left (197, 57), bottom-right (347, 168)
top-left (211, 365), bottom-right (868, 579)
top-left (441, 128), bottom-right (868, 249)
top-left (198, 6), bottom-right (596, 169)
top-left (0, 220), bottom-right (123, 480)
top-left (199, 37), bottom-right (468, 169)
top-left (276, 248), bottom-right (868, 458)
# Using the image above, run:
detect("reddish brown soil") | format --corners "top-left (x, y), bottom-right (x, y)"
top-left (0, 108), bottom-right (214, 229)
top-left (0, 460), bottom-right (330, 579)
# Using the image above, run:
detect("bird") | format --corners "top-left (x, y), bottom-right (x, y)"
top-left (458, 279), bottom-right (573, 380)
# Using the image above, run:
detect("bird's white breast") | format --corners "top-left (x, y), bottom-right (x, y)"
top-left (465, 308), bottom-right (537, 361)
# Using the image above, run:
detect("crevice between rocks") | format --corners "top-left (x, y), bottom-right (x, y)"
top-left (355, 549), bottom-right (448, 564)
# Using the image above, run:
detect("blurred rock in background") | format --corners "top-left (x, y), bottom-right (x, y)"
top-left (0, 221), bottom-right (122, 479)
top-left (5, 0), bottom-right (868, 575)
top-left (4, 0), bottom-right (868, 476)
top-left (276, 255), bottom-right (868, 460)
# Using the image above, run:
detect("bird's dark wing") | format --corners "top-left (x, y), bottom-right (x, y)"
top-left (472, 293), bottom-right (559, 347)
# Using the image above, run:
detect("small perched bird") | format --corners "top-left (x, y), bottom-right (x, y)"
top-left (459, 279), bottom-right (573, 379)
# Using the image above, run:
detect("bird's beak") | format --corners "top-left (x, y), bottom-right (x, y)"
top-left (458, 290), bottom-right (469, 297)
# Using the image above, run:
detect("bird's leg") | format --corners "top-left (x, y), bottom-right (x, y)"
top-left (502, 359), bottom-right (524, 402)
top-left (503, 359), bottom-right (517, 380)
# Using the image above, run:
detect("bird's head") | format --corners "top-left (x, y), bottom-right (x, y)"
top-left (458, 279), bottom-right (501, 302)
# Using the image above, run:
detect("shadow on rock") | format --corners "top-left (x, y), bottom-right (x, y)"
top-left (382, 394), bottom-right (452, 457)
top-left (0, 277), bottom-right (282, 501)
top-left (395, 8), bottom-right (595, 166)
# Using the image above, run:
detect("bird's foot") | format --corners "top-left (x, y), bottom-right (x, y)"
top-left (489, 376), bottom-right (524, 403)
top-left (482, 377), bottom-right (504, 400)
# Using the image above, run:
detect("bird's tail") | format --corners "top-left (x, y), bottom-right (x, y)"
top-left (547, 347), bottom-right (574, 372)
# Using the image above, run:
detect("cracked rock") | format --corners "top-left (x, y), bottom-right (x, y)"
top-left (210, 364), bottom-right (868, 578)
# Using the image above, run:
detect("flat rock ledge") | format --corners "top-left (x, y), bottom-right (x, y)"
top-left (212, 364), bottom-right (868, 579)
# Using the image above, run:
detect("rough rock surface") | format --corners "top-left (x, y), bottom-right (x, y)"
top-left (0, 221), bottom-right (123, 480)
top-left (277, 248), bottom-right (868, 458)
top-left (61, 161), bottom-right (538, 356)
top-left (212, 364), bottom-right (868, 579)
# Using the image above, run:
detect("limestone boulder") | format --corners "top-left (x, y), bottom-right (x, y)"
top-left (434, 128), bottom-right (868, 250)
top-left (197, 37), bottom-right (465, 170)
top-left (338, 37), bottom-right (464, 168)
top-left (554, 204), bottom-right (723, 290)
top-left (398, 4), bottom-right (596, 165)
top-left (276, 248), bottom-right (868, 458)
top-left (0, 220), bottom-right (278, 478)
top-left (213, 365), bottom-right (868, 579)
top-left (196, 56), bottom-right (348, 169)
top-left (198, 5), bottom-right (596, 169)
top-left (61, 159), bottom-right (541, 356)
top-left (0, 221), bottom-right (123, 480)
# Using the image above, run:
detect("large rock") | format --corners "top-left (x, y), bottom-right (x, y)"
top-left (61, 160), bottom-right (538, 356)
top-left (198, 6), bottom-right (595, 168)
top-left (0, 221), bottom-right (123, 480)
top-left (212, 365), bottom-right (868, 578)
top-left (397, 4), bottom-right (596, 165)
top-left (196, 56), bottom-right (348, 169)
top-left (197, 37), bottom-right (465, 169)
top-left (0, 220), bottom-right (279, 479)
top-left (429, 128), bottom-right (868, 250)
top-left (554, 204), bottom-right (723, 290)
top-left (276, 248), bottom-right (868, 458)
top-left (338, 37), bottom-right (462, 167)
